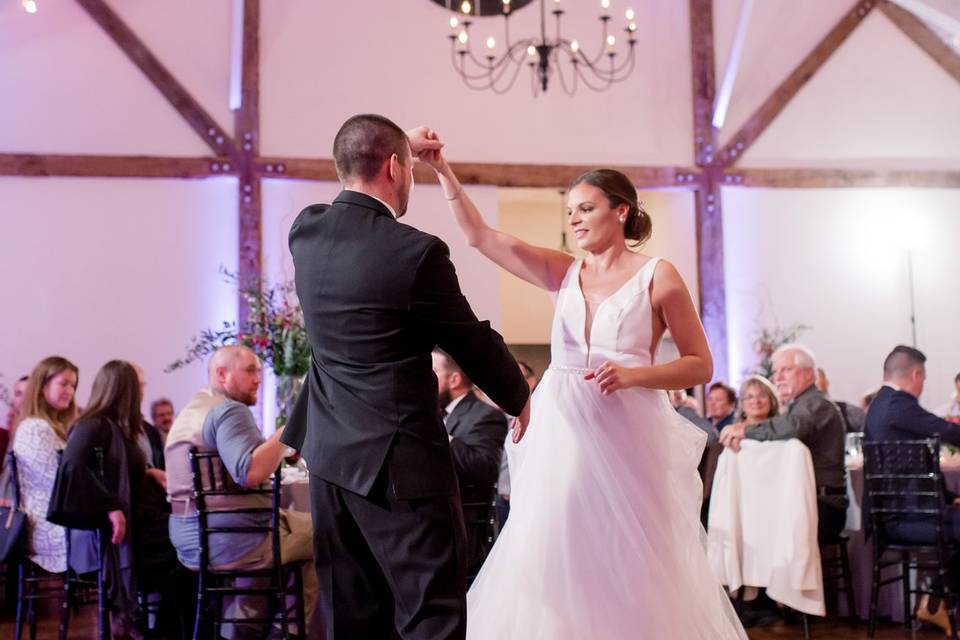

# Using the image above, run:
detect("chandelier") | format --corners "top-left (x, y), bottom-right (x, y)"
top-left (440, 0), bottom-right (638, 96)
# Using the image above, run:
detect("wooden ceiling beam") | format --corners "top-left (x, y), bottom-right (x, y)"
top-left (234, 0), bottom-right (262, 321)
top-left (75, 0), bottom-right (239, 159)
top-left (256, 157), bottom-right (700, 189)
top-left (879, 0), bottom-right (960, 86)
top-left (690, 0), bottom-right (729, 385)
top-left (718, 0), bottom-right (877, 166)
top-left (0, 153), bottom-right (230, 179)
top-left (728, 167), bottom-right (960, 188)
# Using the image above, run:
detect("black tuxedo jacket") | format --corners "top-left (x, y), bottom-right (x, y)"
top-left (865, 385), bottom-right (960, 446)
top-left (283, 190), bottom-right (528, 500)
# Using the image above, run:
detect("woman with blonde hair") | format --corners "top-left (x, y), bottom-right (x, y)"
top-left (738, 375), bottom-right (780, 425)
top-left (12, 356), bottom-right (78, 573)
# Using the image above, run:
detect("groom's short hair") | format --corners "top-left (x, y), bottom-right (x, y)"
top-left (333, 114), bottom-right (410, 183)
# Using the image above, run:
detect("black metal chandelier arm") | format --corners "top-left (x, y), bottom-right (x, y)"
top-left (553, 50), bottom-right (579, 97)
top-left (587, 46), bottom-right (637, 81)
top-left (451, 40), bottom-right (534, 82)
top-left (569, 60), bottom-right (619, 92)
top-left (486, 56), bottom-right (528, 94)
top-left (581, 17), bottom-right (612, 67)
top-left (458, 54), bottom-right (526, 93)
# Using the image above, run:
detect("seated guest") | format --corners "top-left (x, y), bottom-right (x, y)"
top-left (13, 356), bottom-right (78, 573)
top-left (738, 375), bottom-right (779, 425)
top-left (719, 344), bottom-right (847, 544)
top-left (1, 376), bottom-right (29, 466)
top-left (150, 397), bottom-right (175, 442)
top-left (861, 388), bottom-right (878, 413)
top-left (865, 346), bottom-right (960, 631)
top-left (132, 364), bottom-right (166, 477)
top-left (48, 360), bottom-right (192, 638)
top-left (934, 371), bottom-right (960, 422)
top-left (707, 382), bottom-right (737, 430)
top-left (165, 346), bottom-right (317, 637)
top-left (816, 367), bottom-right (867, 432)
top-left (671, 389), bottom-right (718, 443)
top-left (433, 349), bottom-right (508, 573)
top-left (4, 375), bottom-right (28, 431)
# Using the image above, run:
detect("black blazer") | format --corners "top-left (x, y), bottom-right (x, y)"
top-left (445, 392), bottom-right (508, 488)
top-left (864, 385), bottom-right (960, 446)
top-left (446, 392), bottom-right (508, 568)
top-left (283, 190), bottom-right (528, 500)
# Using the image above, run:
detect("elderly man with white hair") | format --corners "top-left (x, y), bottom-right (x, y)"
top-left (719, 343), bottom-right (848, 544)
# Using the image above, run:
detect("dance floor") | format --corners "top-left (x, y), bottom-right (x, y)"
top-left (0, 608), bottom-right (948, 640)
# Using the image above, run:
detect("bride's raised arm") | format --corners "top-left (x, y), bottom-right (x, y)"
top-left (420, 146), bottom-right (574, 293)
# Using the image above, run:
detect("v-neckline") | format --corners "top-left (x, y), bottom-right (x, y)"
top-left (576, 258), bottom-right (655, 359)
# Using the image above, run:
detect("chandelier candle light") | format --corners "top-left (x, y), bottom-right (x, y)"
top-left (446, 0), bottom-right (638, 95)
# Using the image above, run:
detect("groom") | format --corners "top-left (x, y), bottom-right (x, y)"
top-left (283, 113), bottom-right (530, 639)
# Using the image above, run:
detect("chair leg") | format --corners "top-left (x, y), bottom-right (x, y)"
top-left (14, 563), bottom-right (25, 640)
top-left (192, 578), bottom-right (204, 640)
top-left (59, 571), bottom-right (71, 640)
top-left (27, 574), bottom-right (38, 640)
top-left (902, 557), bottom-right (912, 629)
top-left (294, 566), bottom-right (306, 636)
top-left (839, 541), bottom-right (858, 627)
top-left (868, 555), bottom-right (881, 638)
top-left (801, 612), bottom-right (810, 640)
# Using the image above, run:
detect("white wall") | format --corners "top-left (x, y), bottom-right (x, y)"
top-left (0, 176), bottom-right (238, 413)
top-left (722, 186), bottom-right (960, 409)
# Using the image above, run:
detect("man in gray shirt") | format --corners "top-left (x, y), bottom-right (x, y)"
top-left (165, 346), bottom-right (316, 637)
top-left (719, 344), bottom-right (847, 544)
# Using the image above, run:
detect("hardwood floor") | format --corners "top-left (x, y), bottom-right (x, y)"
top-left (0, 608), bottom-right (950, 640)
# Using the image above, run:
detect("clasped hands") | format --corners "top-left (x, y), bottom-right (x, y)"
top-left (405, 126), bottom-right (447, 171)
top-left (718, 422), bottom-right (748, 452)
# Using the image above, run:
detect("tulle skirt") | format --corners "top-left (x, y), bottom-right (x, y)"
top-left (466, 366), bottom-right (747, 639)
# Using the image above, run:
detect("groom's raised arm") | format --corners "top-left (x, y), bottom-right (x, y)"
top-left (410, 238), bottom-right (528, 418)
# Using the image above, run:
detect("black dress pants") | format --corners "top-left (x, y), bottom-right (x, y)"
top-left (308, 472), bottom-right (468, 640)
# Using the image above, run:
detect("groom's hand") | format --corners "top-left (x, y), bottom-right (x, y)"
top-left (511, 397), bottom-right (531, 443)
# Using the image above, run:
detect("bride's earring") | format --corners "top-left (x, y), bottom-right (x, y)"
top-left (619, 215), bottom-right (626, 224)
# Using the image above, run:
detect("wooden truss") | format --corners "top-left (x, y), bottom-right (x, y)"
top-left (2, 0), bottom-right (959, 375)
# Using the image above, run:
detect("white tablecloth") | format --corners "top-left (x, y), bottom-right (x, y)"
top-left (707, 439), bottom-right (825, 616)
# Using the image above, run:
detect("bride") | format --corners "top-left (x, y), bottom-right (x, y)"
top-left (419, 144), bottom-right (747, 638)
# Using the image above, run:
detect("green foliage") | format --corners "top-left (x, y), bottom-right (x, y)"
top-left (167, 269), bottom-right (310, 378)
top-left (751, 322), bottom-right (811, 379)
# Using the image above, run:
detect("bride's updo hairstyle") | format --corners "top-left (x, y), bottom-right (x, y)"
top-left (570, 169), bottom-right (652, 247)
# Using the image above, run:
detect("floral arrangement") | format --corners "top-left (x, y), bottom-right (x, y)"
top-left (751, 322), bottom-right (811, 379)
top-left (167, 269), bottom-right (310, 427)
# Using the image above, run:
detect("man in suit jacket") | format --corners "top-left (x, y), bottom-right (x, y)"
top-left (283, 114), bottom-right (530, 640)
top-left (720, 344), bottom-right (847, 544)
top-left (432, 349), bottom-right (508, 574)
top-left (865, 345), bottom-right (960, 540)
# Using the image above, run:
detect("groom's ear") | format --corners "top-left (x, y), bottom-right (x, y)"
top-left (386, 153), bottom-right (401, 183)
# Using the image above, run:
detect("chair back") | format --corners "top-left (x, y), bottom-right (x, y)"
top-left (6, 451), bottom-right (21, 510)
top-left (187, 448), bottom-right (282, 577)
top-left (863, 438), bottom-right (947, 548)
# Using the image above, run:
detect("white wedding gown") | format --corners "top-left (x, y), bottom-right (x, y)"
top-left (467, 258), bottom-right (747, 639)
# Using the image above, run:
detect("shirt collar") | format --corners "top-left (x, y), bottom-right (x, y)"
top-left (444, 391), bottom-right (470, 422)
top-left (344, 189), bottom-right (397, 219)
top-left (883, 381), bottom-right (902, 392)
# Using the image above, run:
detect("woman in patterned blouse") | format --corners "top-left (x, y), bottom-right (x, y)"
top-left (12, 356), bottom-right (78, 572)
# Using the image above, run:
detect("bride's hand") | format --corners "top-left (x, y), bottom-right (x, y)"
top-left (584, 361), bottom-right (636, 395)
top-left (511, 398), bottom-right (531, 443)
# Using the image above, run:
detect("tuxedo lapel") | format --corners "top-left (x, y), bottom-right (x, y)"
top-left (445, 393), bottom-right (475, 437)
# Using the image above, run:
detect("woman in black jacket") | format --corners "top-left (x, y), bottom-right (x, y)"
top-left (48, 360), bottom-right (192, 639)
